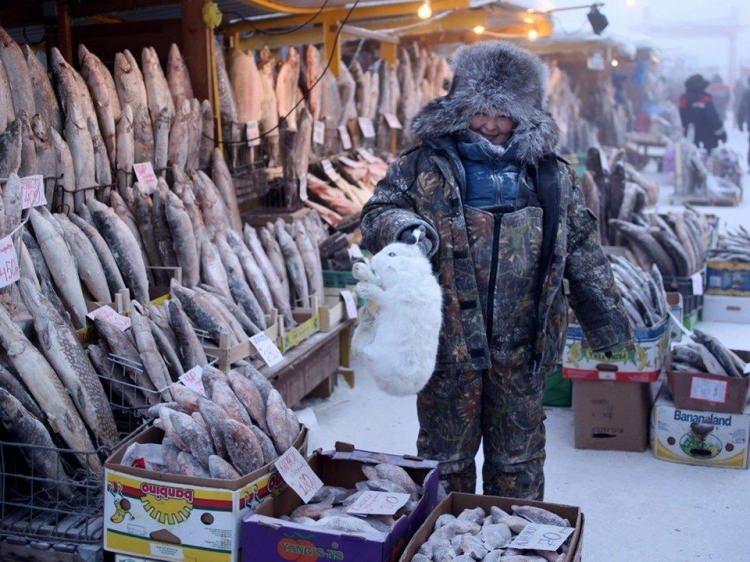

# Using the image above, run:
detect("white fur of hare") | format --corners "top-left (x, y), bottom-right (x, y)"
top-left (351, 242), bottom-right (442, 396)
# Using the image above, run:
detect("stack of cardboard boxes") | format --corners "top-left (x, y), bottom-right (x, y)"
top-left (703, 259), bottom-right (750, 323)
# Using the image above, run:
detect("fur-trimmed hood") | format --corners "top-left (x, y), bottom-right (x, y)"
top-left (411, 41), bottom-right (558, 164)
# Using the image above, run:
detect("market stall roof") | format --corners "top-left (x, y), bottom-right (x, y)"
top-left (517, 31), bottom-right (638, 60)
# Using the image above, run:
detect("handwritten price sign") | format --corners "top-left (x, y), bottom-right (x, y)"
top-left (0, 236), bottom-right (20, 289)
top-left (341, 290), bottom-right (358, 320)
top-left (346, 491), bottom-right (410, 515)
top-left (274, 447), bottom-right (323, 503)
top-left (179, 365), bottom-right (206, 396)
top-left (133, 162), bottom-right (158, 194)
top-left (21, 175), bottom-right (46, 209)
top-left (87, 305), bottom-right (131, 331)
top-left (508, 523), bottom-right (574, 552)
top-left (250, 332), bottom-right (284, 367)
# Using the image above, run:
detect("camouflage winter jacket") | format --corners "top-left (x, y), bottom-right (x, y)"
top-left (361, 137), bottom-right (633, 374)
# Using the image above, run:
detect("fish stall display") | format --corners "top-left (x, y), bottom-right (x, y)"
top-left (670, 330), bottom-right (748, 378)
top-left (707, 227), bottom-right (750, 263)
top-left (410, 504), bottom-right (574, 562)
top-left (609, 256), bottom-right (669, 329)
top-left (675, 139), bottom-right (742, 206)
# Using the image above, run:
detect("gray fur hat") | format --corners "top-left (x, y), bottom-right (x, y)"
top-left (411, 41), bottom-right (558, 163)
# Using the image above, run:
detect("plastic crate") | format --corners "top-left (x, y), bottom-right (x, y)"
top-left (323, 269), bottom-right (357, 288)
top-left (543, 365), bottom-right (571, 407)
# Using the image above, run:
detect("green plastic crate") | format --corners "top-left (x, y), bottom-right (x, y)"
top-left (323, 269), bottom-right (357, 288)
top-left (543, 365), bottom-right (571, 407)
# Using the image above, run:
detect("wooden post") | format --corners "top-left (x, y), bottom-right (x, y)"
top-left (56, 0), bottom-right (73, 62)
top-left (180, 0), bottom-right (212, 101)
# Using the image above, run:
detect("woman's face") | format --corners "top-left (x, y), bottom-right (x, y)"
top-left (469, 114), bottom-right (515, 146)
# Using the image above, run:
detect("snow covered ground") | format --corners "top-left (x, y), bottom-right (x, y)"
top-left (298, 127), bottom-right (750, 562)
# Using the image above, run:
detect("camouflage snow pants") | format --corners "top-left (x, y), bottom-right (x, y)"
top-left (417, 204), bottom-right (547, 500)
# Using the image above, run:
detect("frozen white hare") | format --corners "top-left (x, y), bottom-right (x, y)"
top-left (351, 240), bottom-right (442, 396)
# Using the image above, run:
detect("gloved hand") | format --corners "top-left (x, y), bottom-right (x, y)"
top-left (400, 225), bottom-right (433, 256)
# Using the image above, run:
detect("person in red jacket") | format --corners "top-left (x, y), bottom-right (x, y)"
top-left (679, 74), bottom-right (726, 153)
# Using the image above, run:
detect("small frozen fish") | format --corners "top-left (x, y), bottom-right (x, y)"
top-left (208, 455), bottom-right (241, 480)
top-left (221, 419), bottom-right (264, 475)
top-left (511, 505), bottom-right (570, 527)
top-left (250, 425), bottom-right (278, 464)
top-left (481, 523), bottom-right (512, 549)
top-left (177, 451), bottom-right (210, 477)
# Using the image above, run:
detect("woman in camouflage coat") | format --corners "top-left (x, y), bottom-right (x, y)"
top-left (361, 42), bottom-right (632, 500)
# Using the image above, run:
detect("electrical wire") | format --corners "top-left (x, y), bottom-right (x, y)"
top-left (224, 0), bottom-right (330, 37)
top-left (207, 0), bottom-right (363, 147)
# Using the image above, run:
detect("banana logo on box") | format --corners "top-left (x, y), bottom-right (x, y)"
top-left (139, 483), bottom-right (195, 525)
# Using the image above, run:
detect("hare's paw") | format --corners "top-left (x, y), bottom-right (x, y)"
top-left (352, 261), bottom-right (375, 282)
top-left (355, 282), bottom-right (384, 304)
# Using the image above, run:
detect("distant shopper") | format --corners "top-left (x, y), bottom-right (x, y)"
top-left (361, 42), bottom-right (632, 500)
top-left (679, 74), bottom-right (726, 153)
top-left (707, 74), bottom-right (731, 122)
top-left (737, 77), bottom-right (750, 166)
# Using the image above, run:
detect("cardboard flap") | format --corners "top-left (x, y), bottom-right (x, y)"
top-left (322, 448), bottom-right (438, 470)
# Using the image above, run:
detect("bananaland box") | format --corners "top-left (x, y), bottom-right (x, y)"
top-left (651, 390), bottom-right (750, 469)
top-left (104, 424), bottom-right (308, 562)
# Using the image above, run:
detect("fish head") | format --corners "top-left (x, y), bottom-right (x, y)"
top-left (114, 52), bottom-right (131, 73)
top-left (77, 43), bottom-right (91, 65)
top-left (30, 115), bottom-right (49, 141)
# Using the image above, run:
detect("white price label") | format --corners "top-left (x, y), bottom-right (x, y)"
top-left (338, 156), bottom-right (362, 168)
top-left (508, 523), bottom-right (575, 552)
top-left (133, 162), bottom-right (158, 193)
top-left (299, 175), bottom-right (308, 201)
top-left (179, 365), bottom-right (206, 396)
top-left (691, 272), bottom-right (704, 296)
top-left (321, 159), bottom-right (339, 181)
top-left (690, 376), bottom-right (727, 402)
top-left (274, 447), bottom-right (323, 504)
top-left (250, 332), bottom-right (284, 367)
top-left (356, 147), bottom-right (377, 163)
top-left (313, 120), bottom-right (325, 145)
top-left (246, 121), bottom-right (261, 147)
top-left (0, 235), bottom-right (19, 289)
top-left (338, 125), bottom-right (352, 149)
top-left (348, 244), bottom-right (363, 259)
top-left (87, 305), bottom-right (132, 331)
top-left (358, 116), bottom-right (376, 139)
top-left (341, 290), bottom-right (358, 320)
top-left (21, 175), bottom-right (46, 209)
top-left (383, 112), bottom-right (402, 130)
top-left (345, 491), bottom-right (410, 516)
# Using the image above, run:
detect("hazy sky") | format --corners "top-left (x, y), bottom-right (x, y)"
top-left (524, 0), bottom-right (750, 82)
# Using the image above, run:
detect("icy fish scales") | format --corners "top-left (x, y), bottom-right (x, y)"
top-left (197, 396), bottom-right (228, 458)
top-left (78, 44), bottom-right (118, 161)
top-left (245, 225), bottom-right (294, 326)
top-left (227, 369), bottom-right (268, 431)
top-left (221, 418), bottom-right (265, 474)
top-left (115, 105), bottom-right (135, 195)
top-left (209, 455), bottom-right (241, 480)
top-left (133, 104), bottom-right (154, 165)
top-left (266, 389), bottom-right (293, 453)
top-left (251, 425), bottom-right (278, 464)
top-left (114, 50), bottom-right (148, 117)
top-left (68, 213), bottom-right (126, 295)
top-left (259, 225), bottom-right (291, 303)
top-left (171, 283), bottom-right (237, 345)
top-left (0, 363), bottom-right (44, 421)
top-left (153, 107), bottom-right (170, 171)
top-left (199, 100), bottom-right (214, 169)
top-left (275, 220), bottom-right (310, 308)
top-left (225, 229), bottom-right (274, 315)
top-left (211, 148), bottom-right (242, 231)
top-left (0, 27), bottom-right (34, 116)
top-left (168, 98), bottom-right (190, 170)
top-left (216, 235), bottom-right (266, 329)
top-left (0, 57), bottom-right (12, 130)
top-left (130, 305), bottom-right (173, 400)
top-left (165, 191), bottom-right (200, 287)
top-left (176, 451), bottom-right (210, 477)
top-left (209, 373), bottom-right (253, 426)
top-left (55, 214), bottom-right (111, 303)
top-left (170, 411), bottom-right (214, 468)
top-left (142, 46), bottom-right (174, 122)
top-left (148, 316), bottom-right (184, 378)
top-left (0, 119), bottom-right (21, 177)
top-left (167, 299), bottom-right (208, 367)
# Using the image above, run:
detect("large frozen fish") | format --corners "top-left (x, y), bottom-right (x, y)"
top-left (186, 98), bottom-right (202, 171)
top-left (221, 418), bottom-right (264, 474)
top-left (30, 116), bottom-right (57, 202)
top-left (216, 234), bottom-right (266, 329)
top-left (131, 183), bottom-right (162, 272)
top-left (172, 282), bottom-right (238, 346)
top-left (166, 43), bottom-right (193, 104)
top-left (246, 225), bottom-right (293, 325)
top-left (210, 148), bottom-right (242, 230)
top-left (167, 299), bottom-right (208, 367)
top-left (276, 47), bottom-right (301, 131)
top-left (142, 46), bottom-right (175, 122)
top-left (79, 44), bottom-right (120, 161)
top-left (64, 105), bottom-right (96, 210)
top-left (0, 118), bottom-right (21, 177)
top-left (88, 117), bottom-right (112, 192)
top-left (200, 238), bottom-right (232, 299)
top-left (213, 39), bottom-right (237, 126)
top-left (199, 100), bottom-right (214, 170)
top-left (0, 27), bottom-right (34, 116)
top-left (89, 198), bottom-right (150, 302)
top-left (195, 286), bottom-right (249, 341)
top-left (55, 214), bottom-right (111, 303)
top-left (304, 45), bottom-right (323, 120)
top-left (0, 303), bottom-right (99, 471)
top-left (133, 104), bottom-right (154, 165)
top-left (24, 45), bottom-right (61, 132)
top-left (18, 112), bottom-right (38, 177)
top-left (258, 47), bottom-right (280, 166)
top-left (225, 229), bottom-right (274, 317)
top-left (0, 388), bottom-right (71, 496)
top-left (229, 47), bottom-right (262, 125)
top-left (227, 370), bottom-right (267, 431)
top-left (0, 363), bottom-right (43, 431)
top-left (131, 304), bottom-right (173, 399)
top-left (292, 221), bottom-right (324, 300)
top-left (152, 107), bottom-right (170, 172)
top-left (266, 389), bottom-right (294, 453)
top-left (260, 225), bottom-right (291, 303)
top-left (114, 50), bottom-right (148, 117)
top-left (165, 190), bottom-right (199, 287)
top-left (0, 58), bottom-right (12, 130)
top-left (29, 208), bottom-right (88, 327)
top-left (274, 220), bottom-right (309, 307)
top-left (20, 279), bottom-right (118, 448)
top-left (168, 97), bottom-right (190, 170)
top-left (179, 181), bottom-right (207, 243)
top-left (115, 104), bottom-right (135, 195)
top-left (49, 128), bottom-right (75, 211)
top-left (192, 170), bottom-right (231, 235)
top-left (3, 174), bottom-right (22, 238)
top-left (152, 179), bottom-right (178, 270)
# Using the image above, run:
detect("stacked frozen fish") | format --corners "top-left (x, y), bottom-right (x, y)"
top-left (609, 256), bottom-right (669, 329)
top-left (707, 227), bottom-right (750, 263)
top-left (671, 330), bottom-right (747, 378)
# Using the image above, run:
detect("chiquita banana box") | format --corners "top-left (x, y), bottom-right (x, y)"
top-left (104, 425), bottom-right (307, 562)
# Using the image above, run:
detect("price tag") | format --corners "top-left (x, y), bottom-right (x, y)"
top-left (345, 491), bottom-right (410, 515)
top-left (690, 376), bottom-right (727, 402)
top-left (274, 447), bottom-right (324, 503)
top-left (338, 125), bottom-right (352, 149)
top-left (250, 332), bottom-right (283, 367)
top-left (383, 112), bottom-right (402, 130)
top-left (348, 244), bottom-right (363, 259)
top-left (338, 156), bottom-right (363, 168)
top-left (246, 121), bottom-right (261, 147)
top-left (356, 147), bottom-right (377, 163)
top-left (179, 365), bottom-right (206, 396)
top-left (358, 116), bottom-right (375, 139)
top-left (691, 272), bottom-right (704, 296)
top-left (133, 162), bottom-right (158, 194)
top-left (341, 289), bottom-right (358, 319)
top-left (321, 159), bottom-right (339, 181)
top-left (508, 523), bottom-right (575, 552)
top-left (0, 235), bottom-right (19, 289)
top-left (87, 305), bottom-right (132, 331)
top-left (299, 175), bottom-right (308, 201)
top-left (20, 175), bottom-right (46, 209)
top-left (313, 120), bottom-right (325, 145)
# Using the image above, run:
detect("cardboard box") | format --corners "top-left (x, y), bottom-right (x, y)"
top-left (242, 446), bottom-right (439, 562)
top-left (702, 294), bottom-right (750, 324)
top-left (399, 492), bottom-right (584, 562)
top-left (651, 390), bottom-right (750, 469)
top-left (706, 260), bottom-right (750, 297)
top-left (104, 424), bottom-right (308, 562)
top-left (573, 379), bottom-right (660, 451)
top-left (297, 288), bottom-right (345, 332)
top-left (667, 292), bottom-right (684, 341)
top-left (666, 350), bottom-right (750, 414)
top-left (563, 317), bottom-right (670, 382)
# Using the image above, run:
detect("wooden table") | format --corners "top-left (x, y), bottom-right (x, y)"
top-left (260, 320), bottom-right (355, 407)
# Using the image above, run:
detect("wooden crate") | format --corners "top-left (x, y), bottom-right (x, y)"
top-left (203, 310), bottom-right (280, 371)
top-left (296, 289), bottom-right (345, 332)
top-left (278, 308), bottom-right (321, 353)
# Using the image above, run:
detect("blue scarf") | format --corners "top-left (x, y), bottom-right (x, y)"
top-left (456, 137), bottom-right (521, 208)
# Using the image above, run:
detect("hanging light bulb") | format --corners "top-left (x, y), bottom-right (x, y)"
top-left (417, 1), bottom-right (432, 19)
top-left (626, 0), bottom-right (636, 6)
top-left (611, 58), bottom-right (620, 67)
top-left (473, 25), bottom-right (486, 35)
top-left (528, 28), bottom-right (539, 41)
